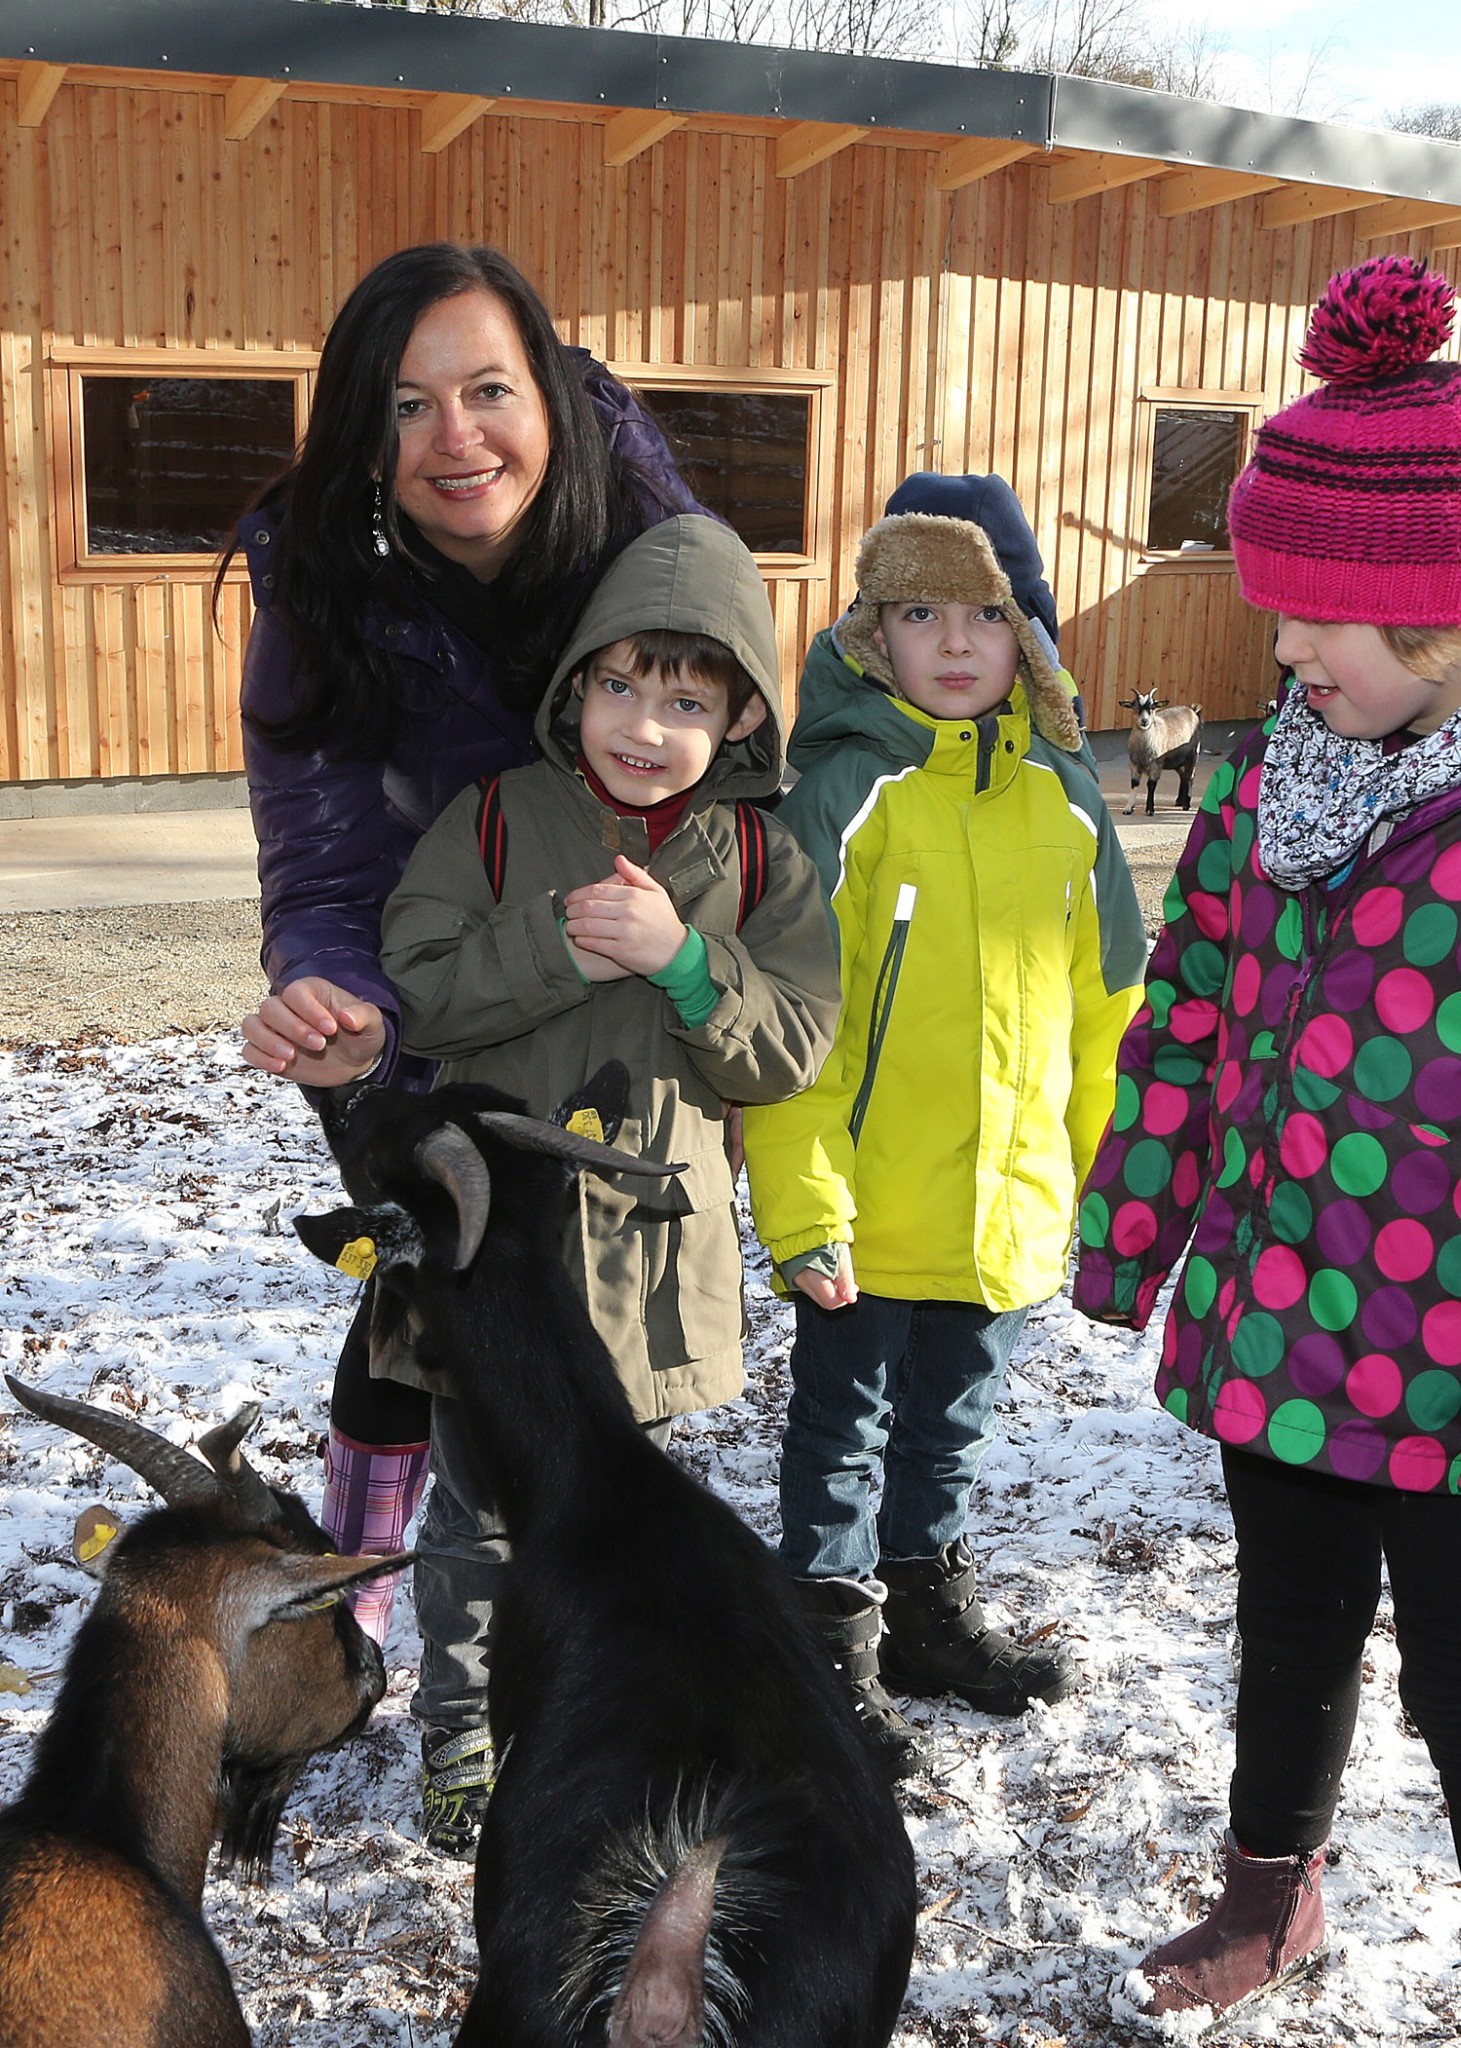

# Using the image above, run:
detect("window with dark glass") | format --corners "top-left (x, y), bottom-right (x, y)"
top-left (80, 376), bottom-right (298, 555)
top-left (638, 388), bottom-right (811, 556)
top-left (1147, 407), bottom-right (1245, 552)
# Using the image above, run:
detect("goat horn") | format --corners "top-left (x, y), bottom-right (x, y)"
top-left (416, 1125), bottom-right (492, 1270)
top-left (195, 1404), bottom-right (283, 1530)
top-left (475, 1111), bottom-right (687, 1180)
top-left (4, 1374), bottom-right (225, 1511)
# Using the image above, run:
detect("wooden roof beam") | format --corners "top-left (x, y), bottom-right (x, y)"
top-left (1156, 167), bottom-right (1286, 217)
top-left (1046, 152), bottom-right (1167, 204)
top-left (223, 76), bottom-right (286, 140)
top-left (775, 121), bottom-right (867, 180)
top-left (1354, 196), bottom-right (1461, 240)
top-left (419, 92), bottom-right (495, 154)
top-left (16, 61), bottom-right (66, 127)
top-left (1428, 218), bottom-right (1461, 251)
top-left (1261, 182), bottom-right (1377, 229)
top-left (602, 106), bottom-right (686, 167)
top-left (933, 135), bottom-right (1037, 192)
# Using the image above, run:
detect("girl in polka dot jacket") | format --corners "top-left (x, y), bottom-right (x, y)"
top-left (1075, 255), bottom-right (1461, 2026)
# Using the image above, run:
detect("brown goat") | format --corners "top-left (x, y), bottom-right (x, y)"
top-left (0, 1380), bottom-right (410, 2048)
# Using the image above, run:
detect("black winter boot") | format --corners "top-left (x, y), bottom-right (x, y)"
top-left (794, 1576), bottom-right (931, 1782)
top-left (420, 1725), bottom-right (495, 1860)
top-left (878, 1540), bottom-right (1077, 1714)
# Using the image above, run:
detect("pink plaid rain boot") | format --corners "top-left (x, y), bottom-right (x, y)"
top-left (320, 1426), bottom-right (431, 1647)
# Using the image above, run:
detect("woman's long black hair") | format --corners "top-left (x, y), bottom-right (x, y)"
top-left (218, 243), bottom-right (658, 757)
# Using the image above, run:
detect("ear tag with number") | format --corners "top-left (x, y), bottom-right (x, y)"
top-left (335, 1236), bottom-right (378, 1281)
top-left (565, 1108), bottom-right (605, 1144)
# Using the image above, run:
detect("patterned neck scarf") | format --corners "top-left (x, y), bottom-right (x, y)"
top-left (1258, 685), bottom-right (1461, 890)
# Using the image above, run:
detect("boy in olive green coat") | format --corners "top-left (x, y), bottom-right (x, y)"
top-left (378, 513), bottom-right (839, 1852)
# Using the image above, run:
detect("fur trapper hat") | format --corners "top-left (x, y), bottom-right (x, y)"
top-left (839, 512), bottom-right (1082, 753)
top-left (884, 472), bottom-right (1060, 643)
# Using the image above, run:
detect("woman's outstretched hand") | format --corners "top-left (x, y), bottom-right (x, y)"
top-left (241, 977), bottom-right (386, 1085)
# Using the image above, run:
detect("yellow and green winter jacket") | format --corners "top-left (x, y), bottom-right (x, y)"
top-left (743, 625), bottom-right (1147, 1310)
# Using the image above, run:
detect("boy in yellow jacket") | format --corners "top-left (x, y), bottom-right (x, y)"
top-left (743, 476), bottom-right (1146, 1777)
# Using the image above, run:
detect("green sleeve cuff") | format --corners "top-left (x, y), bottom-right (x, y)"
top-left (648, 927), bottom-right (719, 1029)
top-left (778, 1243), bottom-right (844, 1288)
top-left (557, 916), bottom-right (591, 985)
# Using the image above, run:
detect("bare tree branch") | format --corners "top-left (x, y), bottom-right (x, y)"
top-left (1387, 102), bottom-right (1461, 142)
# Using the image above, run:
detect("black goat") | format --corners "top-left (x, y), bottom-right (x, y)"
top-left (296, 1069), bottom-right (917, 2048)
top-left (1118, 690), bottom-right (1203, 816)
top-left (0, 1382), bottom-right (409, 2048)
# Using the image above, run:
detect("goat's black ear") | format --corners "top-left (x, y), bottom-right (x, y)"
top-left (293, 1203), bottom-right (426, 1280)
top-left (551, 1059), bottom-right (631, 1146)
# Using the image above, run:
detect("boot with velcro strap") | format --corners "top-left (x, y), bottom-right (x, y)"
top-left (878, 1539), bottom-right (1077, 1715)
top-left (793, 1573), bottom-right (931, 1782)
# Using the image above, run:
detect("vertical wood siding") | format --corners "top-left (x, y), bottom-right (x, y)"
top-left (2, 73), bottom-right (1459, 779)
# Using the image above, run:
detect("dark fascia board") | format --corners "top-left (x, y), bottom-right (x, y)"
top-left (1052, 75), bottom-right (1461, 206)
top-left (0, 0), bottom-right (1047, 137)
top-left (4, 0), bottom-right (1460, 204)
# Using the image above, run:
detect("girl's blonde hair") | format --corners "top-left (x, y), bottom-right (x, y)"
top-left (1383, 625), bottom-right (1461, 681)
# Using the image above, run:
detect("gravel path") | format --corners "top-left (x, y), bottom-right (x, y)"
top-left (0, 834), bottom-right (1182, 1047)
top-left (0, 901), bottom-right (268, 1045)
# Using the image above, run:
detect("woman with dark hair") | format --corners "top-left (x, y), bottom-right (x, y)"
top-left (226, 242), bottom-right (700, 1848)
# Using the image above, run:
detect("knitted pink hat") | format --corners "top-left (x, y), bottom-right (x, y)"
top-left (1228, 255), bottom-right (1461, 626)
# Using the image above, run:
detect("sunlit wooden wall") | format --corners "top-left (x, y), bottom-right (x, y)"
top-left (2, 70), bottom-right (1459, 781)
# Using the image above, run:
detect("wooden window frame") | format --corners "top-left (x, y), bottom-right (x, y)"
top-left (47, 344), bottom-right (317, 584)
top-left (611, 362), bottom-right (835, 581)
top-left (1136, 387), bottom-right (1264, 570)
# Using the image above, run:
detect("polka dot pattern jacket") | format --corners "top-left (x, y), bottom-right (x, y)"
top-left (1073, 725), bottom-right (1461, 1495)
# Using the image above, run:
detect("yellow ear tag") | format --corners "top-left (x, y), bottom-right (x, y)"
top-left (75, 1506), bottom-right (120, 1565)
top-left (565, 1108), bottom-right (605, 1143)
top-left (335, 1236), bottom-right (378, 1281)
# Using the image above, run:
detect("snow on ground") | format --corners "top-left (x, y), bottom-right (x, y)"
top-left (2, 1035), bottom-right (1458, 2048)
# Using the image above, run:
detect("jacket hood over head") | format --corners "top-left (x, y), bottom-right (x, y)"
top-left (838, 511), bottom-right (1082, 754)
top-left (536, 514), bottom-right (786, 801)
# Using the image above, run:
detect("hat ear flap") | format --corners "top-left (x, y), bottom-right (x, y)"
top-left (837, 596), bottom-right (897, 691)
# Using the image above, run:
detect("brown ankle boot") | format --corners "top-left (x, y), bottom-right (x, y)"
top-left (1137, 1830), bottom-right (1328, 2021)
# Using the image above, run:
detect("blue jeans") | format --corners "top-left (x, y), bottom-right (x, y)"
top-left (778, 1291), bottom-right (1028, 1581)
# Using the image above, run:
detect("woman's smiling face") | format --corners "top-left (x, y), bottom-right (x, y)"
top-left (390, 288), bottom-right (551, 582)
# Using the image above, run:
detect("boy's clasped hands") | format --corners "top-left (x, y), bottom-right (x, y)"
top-left (562, 853), bottom-right (687, 980)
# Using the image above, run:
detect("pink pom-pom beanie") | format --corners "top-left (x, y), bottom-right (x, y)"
top-left (1228, 255), bottom-right (1461, 626)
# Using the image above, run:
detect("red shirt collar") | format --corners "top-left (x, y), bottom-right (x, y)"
top-left (577, 756), bottom-right (696, 853)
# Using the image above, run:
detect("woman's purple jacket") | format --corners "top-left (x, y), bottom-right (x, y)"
top-left (240, 350), bottom-right (700, 1087)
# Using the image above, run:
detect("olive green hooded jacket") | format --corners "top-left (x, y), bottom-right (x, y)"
top-left (379, 516), bottom-right (839, 1419)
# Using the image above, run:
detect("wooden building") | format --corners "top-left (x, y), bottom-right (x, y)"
top-left (2, 0), bottom-right (1461, 789)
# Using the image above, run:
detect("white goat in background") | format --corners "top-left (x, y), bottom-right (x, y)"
top-left (1119, 691), bottom-right (1203, 817)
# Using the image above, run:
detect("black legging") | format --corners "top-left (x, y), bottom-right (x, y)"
top-left (1223, 1445), bottom-right (1461, 1868)
top-left (329, 1285), bottom-right (434, 1444)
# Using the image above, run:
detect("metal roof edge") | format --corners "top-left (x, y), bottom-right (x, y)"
top-left (3, 0), bottom-right (1459, 205)
top-left (1049, 74), bottom-right (1461, 205)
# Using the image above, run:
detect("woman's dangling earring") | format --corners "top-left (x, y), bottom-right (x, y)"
top-left (372, 482), bottom-right (391, 560)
